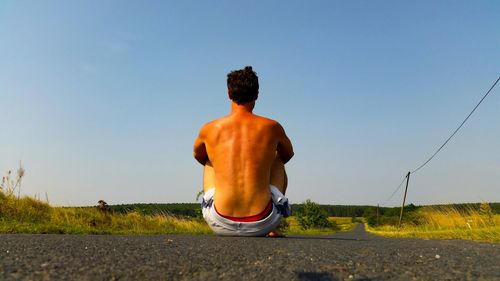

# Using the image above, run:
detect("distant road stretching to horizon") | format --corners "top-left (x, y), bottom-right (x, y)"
top-left (1, 224), bottom-right (498, 280)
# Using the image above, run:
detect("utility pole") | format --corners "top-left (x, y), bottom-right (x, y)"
top-left (376, 204), bottom-right (379, 226)
top-left (398, 171), bottom-right (411, 227)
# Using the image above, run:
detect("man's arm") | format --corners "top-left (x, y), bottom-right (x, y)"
top-left (193, 126), bottom-right (209, 165)
top-left (275, 123), bottom-right (294, 164)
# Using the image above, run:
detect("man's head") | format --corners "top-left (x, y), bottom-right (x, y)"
top-left (227, 66), bottom-right (259, 104)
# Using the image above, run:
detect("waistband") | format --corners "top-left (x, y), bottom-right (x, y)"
top-left (215, 200), bottom-right (273, 222)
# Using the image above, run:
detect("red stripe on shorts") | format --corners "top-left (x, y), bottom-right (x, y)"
top-left (216, 200), bottom-right (273, 222)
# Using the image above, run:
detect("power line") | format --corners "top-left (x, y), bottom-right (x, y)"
top-left (381, 174), bottom-right (408, 206)
top-left (411, 76), bottom-right (500, 174)
top-left (380, 76), bottom-right (500, 207)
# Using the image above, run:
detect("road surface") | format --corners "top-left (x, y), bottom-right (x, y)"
top-left (1, 224), bottom-right (498, 280)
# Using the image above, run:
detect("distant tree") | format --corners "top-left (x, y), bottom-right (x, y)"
top-left (406, 203), bottom-right (417, 212)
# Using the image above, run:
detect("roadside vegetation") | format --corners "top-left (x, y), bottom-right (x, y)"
top-left (283, 216), bottom-right (356, 235)
top-left (0, 166), bottom-right (497, 239)
top-left (365, 203), bottom-right (500, 242)
top-left (0, 189), bottom-right (352, 235)
top-left (0, 165), bottom-right (353, 235)
top-left (282, 199), bottom-right (356, 235)
top-left (0, 193), bottom-right (211, 234)
top-left (0, 168), bottom-right (211, 234)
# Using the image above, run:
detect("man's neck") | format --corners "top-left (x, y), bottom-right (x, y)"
top-left (231, 101), bottom-right (255, 115)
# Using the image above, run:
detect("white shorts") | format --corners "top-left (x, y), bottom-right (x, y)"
top-left (201, 185), bottom-right (291, 236)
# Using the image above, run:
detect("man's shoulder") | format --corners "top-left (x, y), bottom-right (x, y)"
top-left (199, 117), bottom-right (228, 135)
top-left (253, 115), bottom-right (289, 137)
top-left (201, 114), bottom-right (282, 131)
top-left (202, 116), bottom-right (228, 128)
top-left (253, 114), bottom-right (281, 127)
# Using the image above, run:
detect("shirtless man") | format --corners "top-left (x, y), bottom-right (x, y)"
top-left (193, 66), bottom-right (294, 237)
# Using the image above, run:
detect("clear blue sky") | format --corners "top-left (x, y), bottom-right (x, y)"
top-left (1, 1), bottom-right (499, 206)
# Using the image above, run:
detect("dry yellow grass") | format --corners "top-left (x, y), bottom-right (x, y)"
top-left (0, 190), bottom-right (357, 235)
top-left (367, 205), bottom-right (500, 242)
top-left (0, 191), bottom-right (211, 234)
top-left (1, 166), bottom-right (212, 234)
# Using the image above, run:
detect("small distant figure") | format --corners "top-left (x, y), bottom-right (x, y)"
top-left (194, 66), bottom-right (294, 237)
top-left (97, 200), bottom-right (111, 213)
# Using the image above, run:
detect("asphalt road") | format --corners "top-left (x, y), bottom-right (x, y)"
top-left (0, 224), bottom-right (498, 281)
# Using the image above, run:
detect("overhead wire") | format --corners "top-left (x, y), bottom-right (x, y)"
top-left (411, 76), bottom-right (500, 174)
top-left (380, 75), bottom-right (500, 206)
top-left (381, 174), bottom-right (408, 206)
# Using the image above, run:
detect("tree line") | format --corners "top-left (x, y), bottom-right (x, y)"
top-left (107, 202), bottom-right (500, 219)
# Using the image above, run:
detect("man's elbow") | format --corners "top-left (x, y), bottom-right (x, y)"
top-left (282, 151), bottom-right (294, 164)
top-left (193, 152), bottom-right (208, 166)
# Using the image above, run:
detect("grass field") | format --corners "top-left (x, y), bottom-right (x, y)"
top-left (0, 191), bottom-right (212, 234)
top-left (366, 205), bottom-right (500, 242)
top-left (1, 167), bottom-right (494, 240)
top-left (0, 189), bottom-right (355, 235)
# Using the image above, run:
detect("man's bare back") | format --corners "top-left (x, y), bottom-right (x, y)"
top-left (194, 66), bottom-right (293, 236)
top-left (194, 102), bottom-right (293, 217)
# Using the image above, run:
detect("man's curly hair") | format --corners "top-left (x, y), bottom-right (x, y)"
top-left (227, 66), bottom-right (259, 104)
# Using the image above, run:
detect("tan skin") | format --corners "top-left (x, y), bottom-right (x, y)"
top-left (193, 95), bottom-right (294, 236)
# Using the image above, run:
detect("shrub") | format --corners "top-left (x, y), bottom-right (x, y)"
top-left (280, 217), bottom-right (290, 231)
top-left (296, 199), bottom-right (333, 230)
top-left (479, 202), bottom-right (494, 225)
